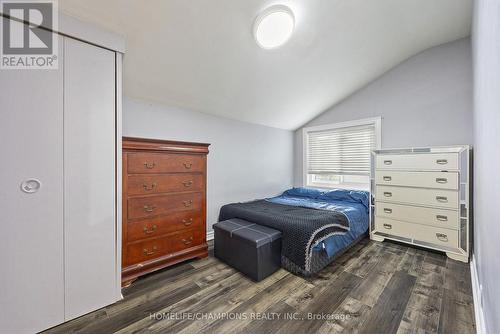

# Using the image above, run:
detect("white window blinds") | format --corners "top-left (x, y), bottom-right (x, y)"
top-left (307, 124), bottom-right (376, 176)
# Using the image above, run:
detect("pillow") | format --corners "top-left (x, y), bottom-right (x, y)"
top-left (318, 189), bottom-right (370, 209)
top-left (282, 187), bottom-right (327, 199)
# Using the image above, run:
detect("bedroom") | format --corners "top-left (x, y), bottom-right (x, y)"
top-left (0, 0), bottom-right (498, 333)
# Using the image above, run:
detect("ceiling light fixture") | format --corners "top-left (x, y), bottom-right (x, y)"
top-left (254, 5), bottom-right (295, 49)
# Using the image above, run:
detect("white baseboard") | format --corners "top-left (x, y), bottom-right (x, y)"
top-left (206, 230), bottom-right (214, 241)
top-left (471, 254), bottom-right (487, 334)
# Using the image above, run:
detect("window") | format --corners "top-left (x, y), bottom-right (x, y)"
top-left (303, 117), bottom-right (381, 190)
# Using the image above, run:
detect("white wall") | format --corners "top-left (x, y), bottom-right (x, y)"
top-left (472, 0), bottom-right (500, 333)
top-left (294, 38), bottom-right (473, 185)
top-left (123, 98), bottom-right (294, 232)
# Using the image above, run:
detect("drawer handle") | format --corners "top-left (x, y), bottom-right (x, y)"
top-left (383, 192), bottom-right (392, 197)
top-left (182, 218), bottom-right (193, 226)
top-left (383, 208), bottom-right (392, 214)
top-left (436, 159), bottom-right (448, 165)
top-left (383, 223), bottom-right (392, 230)
top-left (383, 176), bottom-right (392, 181)
top-left (182, 236), bottom-right (194, 245)
top-left (182, 180), bottom-right (193, 187)
top-left (183, 162), bottom-right (192, 169)
top-left (436, 196), bottom-right (448, 203)
top-left (436, 233), bottom-right (448, 242)
top-left (143, 225), bottom-right (157, 234)
top-left (143, 205), bottom-right (156, 212)
top-left (183, 200), bottom-right (193, 207)
top-left (144, 162), bottom-right (156, 169)
top-left (435, 178), bottom-right (448, 184)
top-left (143, 183), bottom-right (157, 191)
top-left (143, 246), bottom-right (157, 256)
top-left (436, 215), bottom-right (448, 222)
top-left (384, 160), bottom-right (392, 165)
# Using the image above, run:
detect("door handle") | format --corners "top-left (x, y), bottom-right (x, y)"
top-left (20, 179), bottom-right (42, 193)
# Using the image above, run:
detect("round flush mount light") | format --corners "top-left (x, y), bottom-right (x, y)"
top-left (254, 5), bottom-right (295, 49)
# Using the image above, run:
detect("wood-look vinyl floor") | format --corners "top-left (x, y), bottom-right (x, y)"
top-left (43, 239), bottom-right (476, 334)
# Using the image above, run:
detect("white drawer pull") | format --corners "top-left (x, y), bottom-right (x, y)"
top-left (436, 233), bottom-right (448, 242)
top-left (383, 208), bottom-right (392, 214)
top-left (436, 159), bottom-right (448, 165)
top-left (383, 223), bottom-right (392, 230)
top-left (435, 178), bottom-right (448, 184)
top-left (384, 160), bottom-right (392, 165)
top-left (436, 215), bottom-right (448, 222)
top-left (383, 176), bottom-right (392, 181)
top-left (383, 192), bottom-right (392, 197)
top-left (436, 196), bottom-right (448, 203)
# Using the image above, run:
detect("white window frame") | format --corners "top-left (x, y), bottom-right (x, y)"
top-left (302, 117), bottom-right (382, 190)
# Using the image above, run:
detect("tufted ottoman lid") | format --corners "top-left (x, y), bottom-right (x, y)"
top-left (214, 218), bottom-right (281, 247)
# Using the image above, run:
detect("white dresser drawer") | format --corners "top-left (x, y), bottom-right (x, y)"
top-left (376, 153), bottom-right (458, 170)
top-left (375, 202), bottom-right (459, 230)
top-left (413, 225), bottom-right (459, 249)
top-left (375, 171), bottom-right (459, 190)
top-left (375, 217), bottom-right (459, 248)
top-left (374, 217), bottom-right (413, 239)
top-left (376, 185), bottom-right (458, 209)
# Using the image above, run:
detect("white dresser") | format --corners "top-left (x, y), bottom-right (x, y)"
top-left (370, 146), bottom-right (471, 262)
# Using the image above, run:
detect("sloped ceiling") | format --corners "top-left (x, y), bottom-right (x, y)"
top-left (59, 0), bottom-right (472, 130)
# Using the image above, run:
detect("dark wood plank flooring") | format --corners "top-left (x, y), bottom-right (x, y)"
top-left (43, 239), bottom-right (476, 334)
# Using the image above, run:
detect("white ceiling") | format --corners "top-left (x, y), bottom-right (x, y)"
top-left (59, 0), bottom-right (472, 130)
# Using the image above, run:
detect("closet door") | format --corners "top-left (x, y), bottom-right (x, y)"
top-left (63, 37), bottom-right (117, 319)
top-left (0, 34), bottom-right (65, 333)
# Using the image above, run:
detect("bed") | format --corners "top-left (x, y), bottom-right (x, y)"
top-left (218, 187), bottom-right (369, 276)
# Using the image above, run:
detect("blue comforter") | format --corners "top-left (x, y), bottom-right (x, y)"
top-left (266, 187), bottom-right (369, 258)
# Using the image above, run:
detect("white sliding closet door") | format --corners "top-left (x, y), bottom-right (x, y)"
top-left (63, 38), bottom-right (117, 319)
top-left (0, 35), bottom-right (65, 333)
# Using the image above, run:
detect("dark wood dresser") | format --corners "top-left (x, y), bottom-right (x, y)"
top-left (122, 137), bottom-right (209, 286)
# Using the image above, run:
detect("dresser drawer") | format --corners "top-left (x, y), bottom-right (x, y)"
top-left (376, 153), bottom-right (458, 170)
top-left (128, 192), bottom-right (203, 220)
top-left (127, 152), bottom-right (204, 174)
top-left (413, 225), bottom-right (459, 249)
top-left (375, 217), bottom-right (458, 248)
top-left (376, 185), bottom-right (458, 209)
top-left (170, 229), bottom-right (205, 253)
top-left (374, 217), bottom-right (413, 239)
top-left (127, 174), bottom-right (204, 196)
top-left (125, 229), bottom-right (204, 266)
top-left (375, 202), bottom-right (458, 230)
top-left (375, 171), bottom-right (458, 190)
top-left (127, 211), bottom-right (203, 242)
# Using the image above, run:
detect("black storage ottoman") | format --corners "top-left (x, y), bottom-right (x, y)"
top-left (213, 218), bottom-right (282, 281)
